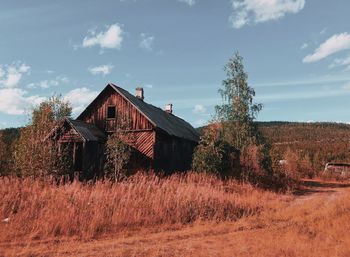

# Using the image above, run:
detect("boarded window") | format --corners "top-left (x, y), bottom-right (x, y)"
top-left (107, 106), bottom-right (116, 119)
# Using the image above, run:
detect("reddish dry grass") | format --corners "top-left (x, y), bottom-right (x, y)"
top-left (0, 172), bottom-right (277, 243)
top-left (2, 178), bottom-right (350, 257)
top-left (319, 170), bottom-right (350, 181)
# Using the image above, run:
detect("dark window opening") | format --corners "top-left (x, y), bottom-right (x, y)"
top-left (107, 106), bottom-right (116, 119)
top-left (74, 142), bottom-right (83, 171)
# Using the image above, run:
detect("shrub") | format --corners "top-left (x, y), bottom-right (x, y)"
top-left (192, 124), bottom-right (239, 177)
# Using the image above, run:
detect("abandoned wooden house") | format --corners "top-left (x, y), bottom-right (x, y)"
top-left (46, 83), bottom-right (200, 178)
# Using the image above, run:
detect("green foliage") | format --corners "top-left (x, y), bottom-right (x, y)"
top-left (215, 52), bottom-right (262, 150)
top-left (193, 52), bottom-right (272, 178)
top-left (14, 95), bottom-right (72, 178)
top-left (192, 125), bottom-right (238, 176)
top-left (31, 95), bottom-right (71, 127)
top-left (213, 52), bottom-right (271, 176)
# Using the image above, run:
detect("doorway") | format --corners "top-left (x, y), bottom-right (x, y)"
top-left (74, 142), bottom-right (83, 171)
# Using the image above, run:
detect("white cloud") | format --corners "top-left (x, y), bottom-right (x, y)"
top-left (303, 33), bottom-right (350, 63)
top-left (193, 104), bottom-right (206, 114)
top-left (144, 84), bottom-right (153, 89)
top-left (329, 54), bottom-right (350, 70)
top-left (18, 64), bottom-right (30, 73)
top-left (0, 62), bottom-right (31, 88)
top-left (230, 0), bottom-right (305, 29)
top-left (0, 88), bottom-right (45, 115)
top-left (300, 43), bottom-right (308, 50)
top-left (27, 76), bottom-right (69, 89)
top-left (139, 33), bottom-right (155, 51)
top-left (82, 24), bottom-right (123, 50)
top-left (178, 0), bottom-right (196, 6)
top-left (64, 87), bottom-right (99, 116)
top-left (0, 67), bottom-right (4, 78)
top-left (88, 65), bottom-right (114, 76)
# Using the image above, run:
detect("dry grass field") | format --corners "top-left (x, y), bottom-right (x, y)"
top-left (1, 174), bottom-right (350, 257)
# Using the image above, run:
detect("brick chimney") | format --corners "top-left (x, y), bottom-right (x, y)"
top-left (135, 87), bottom-right (144, 101)
top-left (165, 103), bottom-right (173, 114)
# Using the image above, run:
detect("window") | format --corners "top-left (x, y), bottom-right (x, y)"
top-left (107, 106), bottom-right (116, 119)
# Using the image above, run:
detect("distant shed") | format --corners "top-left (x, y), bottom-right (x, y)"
top-left (45, 118), bottom-right (107, 178)
top-left (324, 162), bottom-right (350, 175)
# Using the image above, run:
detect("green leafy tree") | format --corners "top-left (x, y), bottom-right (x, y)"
top-left (193, 52), bottom-right (272, 177)
top-left (215, 52), bottom-right (262, 149)
top-left (14, 95), bottom-right (72, 178)
top-left (216, 52), bottom-right (273, 174)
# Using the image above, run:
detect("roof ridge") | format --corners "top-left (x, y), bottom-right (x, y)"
top-left (110, 83), bottom-right (196, 131)
top-left (78, 83), bottom-right (199, 142)
top-left (109, 83), bottom-right (157, 127)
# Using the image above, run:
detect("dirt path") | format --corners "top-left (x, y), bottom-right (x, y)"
top-left (292, 179), bottom-right (350, 201)
top-left (2, 179), bottom-right (350, 257)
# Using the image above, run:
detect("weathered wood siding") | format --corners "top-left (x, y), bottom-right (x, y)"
top-left (58, 127), bottom-right (83, 143)
top-left (79, 87), bottom-right (154, 132)
top-left (131, 131), bottom-right (155, 159)
top-left (154, 130), bottom-right (197, 173)
top-left (78, 87), bottom-right (156, 163)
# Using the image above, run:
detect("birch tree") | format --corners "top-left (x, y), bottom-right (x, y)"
top-left (215, 52), bottom-right (275, 174)
top-left (215, 52), bottom-right (262, 150)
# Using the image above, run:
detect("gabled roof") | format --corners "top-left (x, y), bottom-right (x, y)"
top-left (77, 83), bottom-right (199, 142)
top-left (45, 118), bottom-right (107, 142)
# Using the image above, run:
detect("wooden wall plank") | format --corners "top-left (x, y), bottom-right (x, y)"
top-left (80, 88), bottom-right (154, 132)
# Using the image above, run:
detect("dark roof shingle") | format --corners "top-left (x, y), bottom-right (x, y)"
top-left (44, 118), bottom-right (107, 142)
top-left (68, 119), bottom-right (107, 142)
top-left (109, 84), bottom-right (199, 142)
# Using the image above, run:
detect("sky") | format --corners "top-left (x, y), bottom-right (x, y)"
top-left (0, 0), bottom-right (350, 128)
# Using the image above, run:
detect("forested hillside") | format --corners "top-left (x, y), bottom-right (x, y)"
top-left (257, 122), bottom-right (350, 143)
top-left (257, 122), bottom-right (350, 171)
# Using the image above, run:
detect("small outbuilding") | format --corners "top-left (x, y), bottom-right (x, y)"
top-left (324, 162), bottom-right (350, 175)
